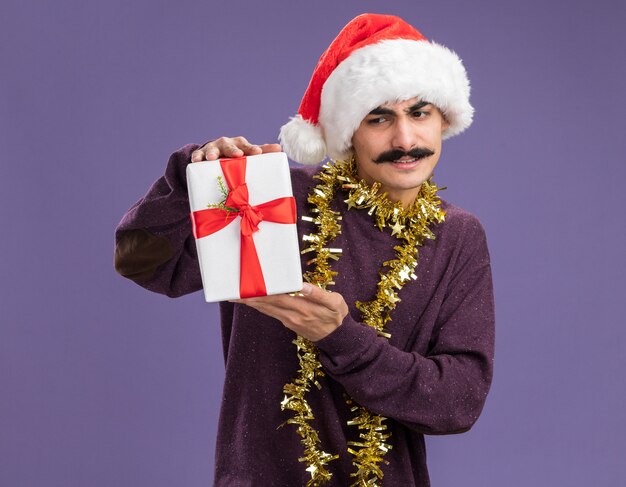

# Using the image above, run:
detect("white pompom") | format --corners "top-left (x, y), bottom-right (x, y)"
top-left (278, 114), bottom-right (327, 165)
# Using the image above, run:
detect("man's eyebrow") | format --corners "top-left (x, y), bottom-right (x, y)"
top-left (368, 106), bottom-right (396, 116)
top-left (367, 101), bottom-right (432, 116)
top-left (405, 101), bottom-right (431, 112)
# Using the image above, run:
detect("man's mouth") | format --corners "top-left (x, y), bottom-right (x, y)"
top-left (391, 156), bottom-right (419, 164)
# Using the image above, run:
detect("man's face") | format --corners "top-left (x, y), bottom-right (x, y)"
top-left (351, 97), bottom-right (449, 208)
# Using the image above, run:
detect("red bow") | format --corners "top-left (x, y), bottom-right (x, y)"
top-left (190, 157), bottom-right (297, 298)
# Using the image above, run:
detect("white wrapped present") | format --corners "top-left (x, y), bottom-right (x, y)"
top-left (187, 152), bottom-right (302, 302)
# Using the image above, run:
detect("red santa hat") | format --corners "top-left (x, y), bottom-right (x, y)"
top-left (279, 13), bottom-right (474, 165)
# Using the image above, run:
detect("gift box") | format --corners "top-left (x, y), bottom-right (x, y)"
top-left (187, 152), bottom-right (303, 302)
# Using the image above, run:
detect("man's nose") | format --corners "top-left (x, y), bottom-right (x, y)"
top-left (390, 117), bottom-right (417, 151)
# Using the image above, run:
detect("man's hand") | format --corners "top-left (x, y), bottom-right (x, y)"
top-left (191, 136), bottom-right (282, 162)
top-left (233, 283), bottom-right (349, 342)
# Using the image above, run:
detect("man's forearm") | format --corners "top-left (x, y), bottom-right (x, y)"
top-left (114, 144), bottom-right (202, 297)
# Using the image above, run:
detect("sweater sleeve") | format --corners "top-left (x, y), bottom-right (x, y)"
top-left (114, 144), bottom-right (203, 298)
top-left (314, 216), bottom-right (495, 435)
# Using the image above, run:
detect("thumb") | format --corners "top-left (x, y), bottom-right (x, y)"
top-left (301, 282), bottom-right (316, 296)
top-left (300, 282), bottom-right (335, 307)
top-left (259, 143), bottom-right (282, 153)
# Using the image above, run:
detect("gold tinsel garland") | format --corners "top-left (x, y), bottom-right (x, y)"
top-left (280, 157), bottom-right (445, 486)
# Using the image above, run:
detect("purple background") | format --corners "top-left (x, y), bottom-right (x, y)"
top-left (2, 0), bottom-right (625, 485)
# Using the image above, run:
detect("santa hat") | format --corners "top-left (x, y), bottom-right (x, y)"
top-left (278, 13), bottom-right (474, 165)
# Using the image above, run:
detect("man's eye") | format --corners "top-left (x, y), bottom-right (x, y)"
top-left (412, 110), bottom-right (429, 118)
top-left (367, 117), bottom-right (387, 125)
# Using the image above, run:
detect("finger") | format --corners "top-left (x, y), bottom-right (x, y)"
top-left (190, 149), bottom-right (204, 162)
top-left (233, 137), bottom-right (263, 156)
top-left (209, 137), bottom-right (243, 158)
top-left (203, 146), bottom-right (220, 161)
top-left (193, 140), bottom-right (221, 162)
top-left (221, 143), bottom-right (244, 158)
top-left (259, 143), bottom-right (282, 153)
top-left (237, 298), bottom-right (293, 322)
top-left (238, 294), bottom-right (303, 311)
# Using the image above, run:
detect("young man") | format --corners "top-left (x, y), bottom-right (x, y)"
top-left (115, 14), bottom-right (494, 487)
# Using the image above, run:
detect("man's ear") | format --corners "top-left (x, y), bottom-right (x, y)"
top-left (440, 110), bottom-right (450, 132)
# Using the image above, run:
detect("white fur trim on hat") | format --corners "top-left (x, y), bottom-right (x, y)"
top-left (319, 38), bottom-right (474, 161)
top-left (279, 114), bottom-right (327, 165)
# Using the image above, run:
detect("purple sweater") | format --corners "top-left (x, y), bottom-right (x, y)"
top-left (114, 144), bottom-right (495, 486)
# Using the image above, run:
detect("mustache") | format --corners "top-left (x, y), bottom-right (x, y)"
top-left (372, 147), bottom-right (435, 164)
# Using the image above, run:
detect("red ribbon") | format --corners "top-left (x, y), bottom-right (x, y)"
top-left (190, 157), bottom-right (297, 298)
